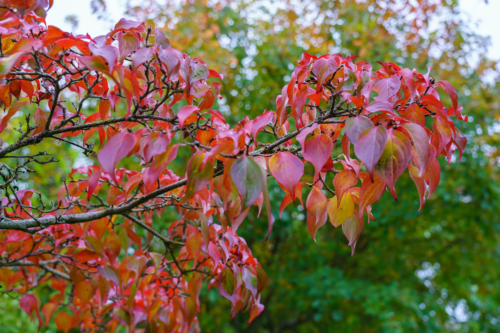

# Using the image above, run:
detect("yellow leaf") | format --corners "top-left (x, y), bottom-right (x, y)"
top-left (337, 192), bottom-right (354, 226)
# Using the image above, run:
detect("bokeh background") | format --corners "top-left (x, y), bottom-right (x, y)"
top-left (1, 0), bottom-right (499, 332)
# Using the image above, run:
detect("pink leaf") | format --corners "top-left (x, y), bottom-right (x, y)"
top-left (296, 123), bottom-right (318, 148)
top-left (0, 51), bottom-right (24, 76)
top-left (144, 132), bottom-right (171, 162)
top-left (20, 294), bottom-right (43, 331)
top-left (345, 116), bottom-right (373, 144)
top-left (269, 152), bottom-right (304, 201)
top-left (401, 123), bottom-right (431, 176)
top-left (114, 18), bottom-right (143, 31)
top-left (354, 126), bottom-right (388, 181)
top-left (118, 31), bottom-right (139, 62)
top-left (131, 47), bottom-right (154, 74)
top-left (372, 75), bottom-right (401, 101)
top-left (144, 144), bottom-right (178, 193)
top-left (251, 110), bottom-right (274, 146)
top-left (437, 80), bottom-right (458, 110)
top-left (155, 29), bottom-right (170, 49)
top-left (86, 168), bottom-right (101, 201)
top-left (313, 57), bottom-right (337, 93)
top-left (303, 134), bottom-right (333, 177)
top-left (364, 100), bottom-right (394, 113)
top-left (399, 68), bottom-right (416, 101)
top-left (408, 165), bottom-right (427, 211)
top-left (342, 208), bottom-right (364, 256)
top-left (158, 48), bottom-right (182, 79)
top-left (97, 132), bottom-right (137, 184)
top-left (177, 105), bottom-right (199, 129)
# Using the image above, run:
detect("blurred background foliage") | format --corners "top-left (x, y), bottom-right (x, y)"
top-left (2, 0), bottom-right (499, 332)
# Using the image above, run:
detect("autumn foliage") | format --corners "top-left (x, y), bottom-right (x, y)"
top-left (0, 1), bottom-right (467, 332)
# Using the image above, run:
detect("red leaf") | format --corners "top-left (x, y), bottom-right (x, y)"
top-left (32, 108), bottom-right (48, 135)
top-left (333, 169), bottom-right (358, 205)
top-left (401, 123), bottom-right (431, 176)
top-left (251, 110), bottom-right (274, 146)
top-left (144, 132), bottom-right (171, 162)
top-left (208, 69), bottom-right (224, 80)
top-left (276, 85), bottom-right (288, 128)
top-left (20, 294), bottom-right (42, 331)
top-left (402, 104), bottom-right (425, 127)
top-left (313, 57), bottom-right (337, 92)
top-left (269, 152), bottom-right (304, 201)
top-left (158, 48), bottom-right (181, 78)
top-left (306, 186), bottom-right (328, 242)
top-left (353, 125), bottom-right (388, 181)
top-left (0, 101), bottom-right (27, 133)
top-left (97, 265), bottom-right (120, 286)
top-left (408, 164), bottom-right (427, 211)
top-left (97, 132), bottom-right (137, 184)
top-left (99, 99), bottom-right (111, 120)
top-left (292, 83), bottom-right (308, 128)
top-left (374, 129), bottom-right (412, 199)
top-left (86, 168), bottom-right (101, 201)
top-left (399, 68), bottom-right (416, 101)
top-left (198, 89), bottom-right (215, 110)
top-left (21, 80), bottom-right (34, 100)
top-left (303, 134), bottom-right (333, 177)
top-left (177, 105), bottom-right (199, 129)
top-left (425, 158), bottom-right (441, 198)
top-left (79, 55), bottom-right (110, 74)
top-left (118, 31), bottom-right (140, 62)
top-left (451, 131), bottom-right (467, 162)
top-left (208, 241), bottom-right (221, 264)
top-left (358, 172), bottom-right (385, 218)
top-left (433, 116), bottom-right (453, 155)
top-left (144, 144), bottom-right (178, 193)
top-left (437, 80), bottom-right (458, 110)
top-left (0, 84), bottom-right (11, 107)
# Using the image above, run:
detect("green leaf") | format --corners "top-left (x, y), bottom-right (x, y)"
top-left (230, 155), bottom-right (264, 211)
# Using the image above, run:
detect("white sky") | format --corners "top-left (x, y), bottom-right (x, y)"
top-left (460, 0), bottom-right (500, 60)
top-left (46, 0), bottom-right (500, 60)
